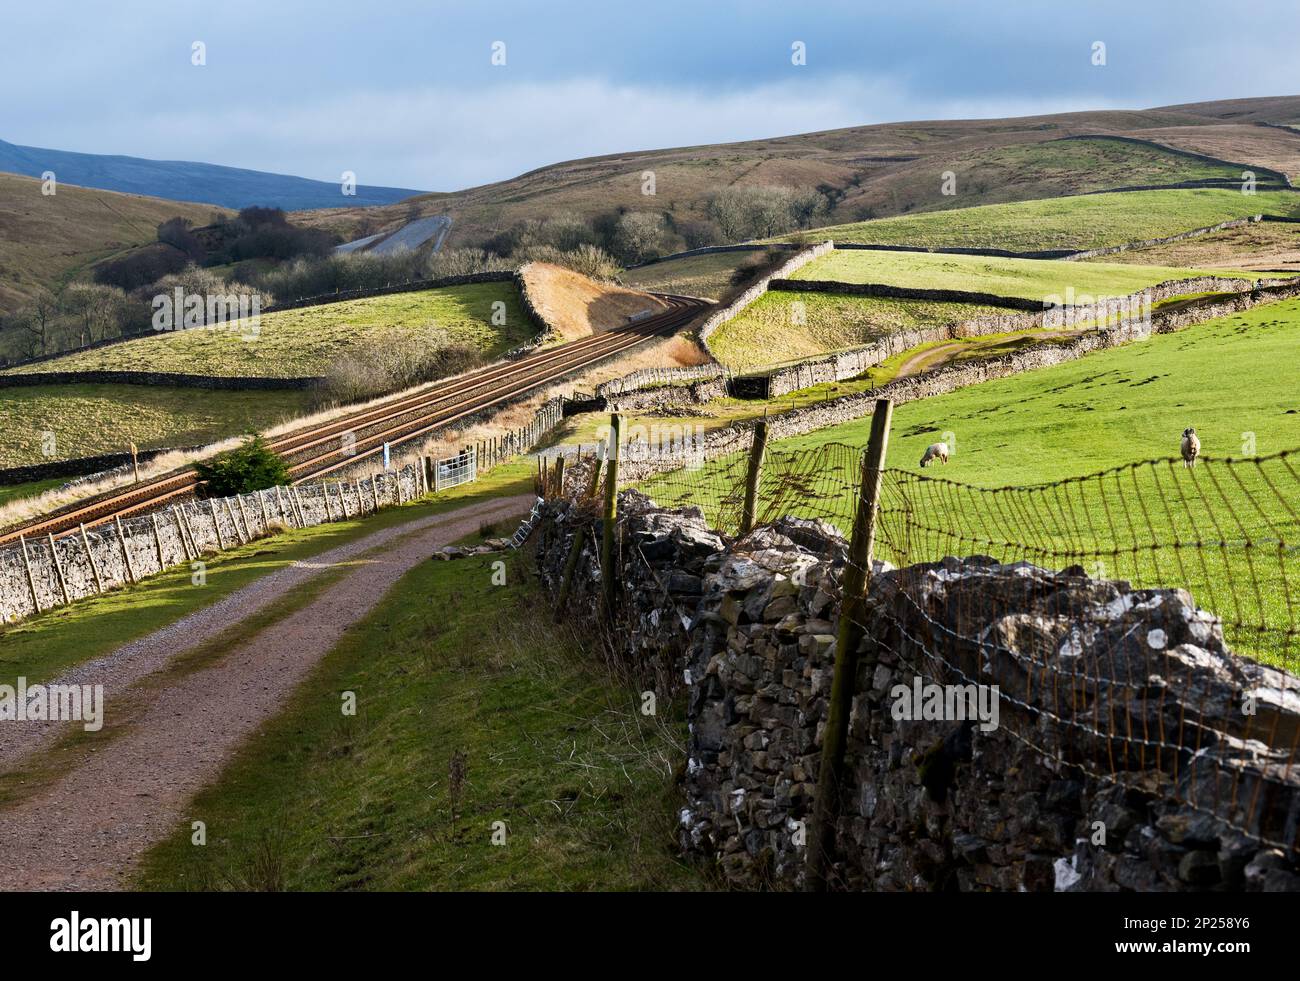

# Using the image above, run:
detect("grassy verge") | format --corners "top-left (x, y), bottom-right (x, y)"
top-left (134, 535), bottom-right (704, 891)
top-left (0, 477), bottom-right (68, 506)
top-left (0, 383), bottom-right (314, 467)
top-left (0, 460), bottom-right (535, 686)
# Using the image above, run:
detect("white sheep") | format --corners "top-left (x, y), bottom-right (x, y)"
top-left (1181, 428), bottom-right (1200, 468)
top-left (919, 442), bottom-right (949, 468)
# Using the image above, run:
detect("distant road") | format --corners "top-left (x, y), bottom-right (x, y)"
top-left (335, 215), bottom-right (452, 256)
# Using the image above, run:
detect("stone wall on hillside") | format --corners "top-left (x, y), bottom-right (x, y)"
top-left (534, 491), bottom-right (1300, 891)
top-left (697, 242), bottom-right (833, 355)
top-left (0, 370), bottom-right (321, 391)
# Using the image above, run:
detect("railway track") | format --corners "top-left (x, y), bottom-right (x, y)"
top-left (0, 295), bottom-right (707, 546)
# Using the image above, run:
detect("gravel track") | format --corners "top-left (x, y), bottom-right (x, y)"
top-left (0, 494), bottom-right (533, 891)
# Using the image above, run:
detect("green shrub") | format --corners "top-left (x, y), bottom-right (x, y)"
top-left (194, 434), bottom-right (291, 497)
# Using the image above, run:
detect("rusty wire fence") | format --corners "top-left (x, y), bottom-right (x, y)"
top-left (635, 439), bottom-right (1300, 852)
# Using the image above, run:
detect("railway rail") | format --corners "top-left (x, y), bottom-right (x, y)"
top-left (0, 294), bottom-right (706, 546)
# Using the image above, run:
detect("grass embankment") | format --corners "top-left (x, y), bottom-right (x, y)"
top-left (708, 291), bottom-right (1009, 370)
top-left (4, 283), bottom-right (532, 378)
top-left (0, 477), bottom-right (67, 506)
top-left (791, 250), bottom-right (1284, 300)
top-left (0, 383), bottom-right (314, 467)
top-left (641, 299), bottom-right (1300, 666)
top-left (134, 535), bottom-right (703, 891)
top-left (620, 251), bottom-right (766, 301)
top-left (772, 188), bottom-right (1300, 252)
top-left (0, 460), bottom-right (535, 688)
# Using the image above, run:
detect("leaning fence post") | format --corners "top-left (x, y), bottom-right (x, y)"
top-left (116, 515), bottom-right (137, 584)
top-left (740, 420), bottom-right (769, 535)
top-left (19, 535), bottom-right (41, 614)
top-left (48, 533), bottom-right (70, 607)
top-left (211, 501), bottom-right (226, 551)
top-left (555, 451), bottom-right (605, 621)
top-left (150, 513), bottom-right (166, 572)
top-left (80, 523), bottom-right (104, 594)
top-left (807, 398), bottom-right (893, 893)
top-left (600, 415), bottom-right (623, 613)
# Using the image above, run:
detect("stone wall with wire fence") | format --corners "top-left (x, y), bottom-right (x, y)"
top-left (535, 439), bottom-right (1300, 890)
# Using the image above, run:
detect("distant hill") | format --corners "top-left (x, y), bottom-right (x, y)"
top-left (0, 139), bottom-right (425, 211)
top-left (0, 172), bottom-right (223, 314)
top-left (293, 95), bottom-right (1300, 251)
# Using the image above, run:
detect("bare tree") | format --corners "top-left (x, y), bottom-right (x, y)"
top-left (62, 282), bottom-right (125, 346)
top-left (18, 289), bottom-right (62, 356)
top-left (612, 212), bottom-right (668, 264)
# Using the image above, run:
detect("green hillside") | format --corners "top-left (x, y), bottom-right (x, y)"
top-left (791, 250), bottom-right (1284, 299)
top-left (775, 189), bottom-right (1300, 252)
top-left (3, 283), bottom-right (530, 379)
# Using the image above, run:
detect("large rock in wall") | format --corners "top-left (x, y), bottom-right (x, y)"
top-left (535, 496), bottom-right (1300, 891)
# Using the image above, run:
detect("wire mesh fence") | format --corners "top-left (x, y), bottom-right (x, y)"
top-left (633, 437), bottom-right (1300, 851)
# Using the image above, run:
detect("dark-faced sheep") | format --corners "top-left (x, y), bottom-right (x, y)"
top-left (919, 442), bottom-right (949, 468)
top-left (1181, 427), bottom-right (1200, 467)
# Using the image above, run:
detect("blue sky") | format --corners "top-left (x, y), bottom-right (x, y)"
top-left (1, 0), bottom-right (1295, 190)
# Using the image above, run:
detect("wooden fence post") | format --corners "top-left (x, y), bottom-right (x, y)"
top-left (257, 489), bottom-right (270, 531)
top-left (150, 513), bottom-right (166, 572)
top-left (371, 474), bottom-right (381, 511)
top-left (116, 515), bottom-right (137, 584)
top-left (211, 501), bottom-right (226, 551)
top-left (227, 500), bottom-right (246, 545)
top-left (740, 420), bottom-right (769, 536)
top-left (180, 506), bottom-right (202, 557)
top-left (48, 533), bottom-right (70, 606)
top-left (554, 454), bottom-right (604, 621)
top-left (80, 523), bottom-right (104, 594)
top-left (236, 495), bottom-right (253, 541)
top-left (275, 485), bottom-right (292, 527)
top-left (807, 398), bottom-right (893, 892)
top-left (19, 536), bottom-right (41, 614)
top-left (292, 486), bottom-right (307, 526)
top-left (322, 484), bottom-right (335, 523)
top-left (600, 415), bottom-right (623, 613)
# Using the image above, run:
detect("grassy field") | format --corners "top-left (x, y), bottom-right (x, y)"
top-left (1082, 219), bottom-right (1300, 272)
top-left (708, 290), bottom-right (1009, 369)
top-left (620, 251), bottom-right (765, 300)
top-left (642, 298), bottom-right (1300, 665)
top-left (133, 534), bottom-right (702, 891)
top-left (792, 248), bottom-right (1285, 300)
top-left (4, 283), bottom-right (531, 378)
top-left (774, 189), bottom-right (1300, 252)
top-left (0, 383), bottom-right (314, 467)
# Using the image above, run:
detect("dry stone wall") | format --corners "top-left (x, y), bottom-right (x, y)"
top-left (0, 463), bottom-right (421, 625)
top-left (534, 492), bottom-right (1300, 891)
top-left (697, 242), bottom-right (833, 355)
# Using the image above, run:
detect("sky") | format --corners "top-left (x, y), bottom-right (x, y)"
top-left (1, 0), bottom-right (1296, 191)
